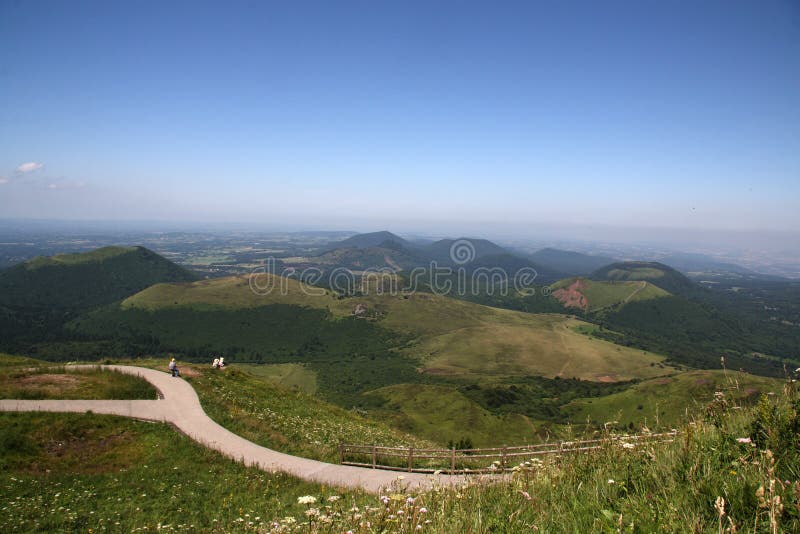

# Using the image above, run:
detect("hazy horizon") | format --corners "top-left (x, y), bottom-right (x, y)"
top-left (2, 216), bottom-right (798, 255)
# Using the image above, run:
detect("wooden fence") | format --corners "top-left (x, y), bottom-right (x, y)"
top-left (339, 431), bottom-right (678, 474)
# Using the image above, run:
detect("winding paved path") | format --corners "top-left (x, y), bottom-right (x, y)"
top-left (0, 365), bottom-right (482, 493)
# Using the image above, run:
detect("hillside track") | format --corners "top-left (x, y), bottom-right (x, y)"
top-left (0, 365), bottom-right (489, 493)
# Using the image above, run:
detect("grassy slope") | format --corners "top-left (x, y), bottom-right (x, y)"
top-left (23, 246), bottom-right (137, 267)
top-left (2, 381), bottom-right (799, 532)
top-left (122, 274), bottom-right (338, 312)
top-left (606, 266), bottom-right (667, 280)
top-left (116, 275), bottom-right (674, 382)
top-left (0, 354), bottom-right (158, 400)
top-left (563, 370), bottom-right (783, 428)
top-left (0, 246), bottom-right (198, 311)
top-left (0, 367), bottom-right (158, 400)
top-left (364, 384), bottom-right (542, 447)
top-left (0, 413), bottom-right (340, 532)
top-left (237, 363), bottom-right (318, 394)
top-left (591, 261), bottom-right (696, 295)
top-left (0, 352), bottom-right (41, 366)
top-left (413, 315), bottom-right (669, 381)
top-left (550, 277), bottom-right (669, 312)
top-left (123, 360), bottom-right (437, 462)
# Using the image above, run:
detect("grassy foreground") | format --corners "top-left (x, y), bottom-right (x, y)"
top-left (0, 365), bottom-right (157, 400)
top-left (0, 354), bottom-right (157, 400)
top-left (0, 413), bottom-right (349, 533)
top-left (1, 376), bottom-right (799, 531)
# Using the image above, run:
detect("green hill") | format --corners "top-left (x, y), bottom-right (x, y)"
top-left (309, 245), bottom-right (420, 271)
top-left (550, 277), bottom-right (669, 312)
top-left (322, 230), bottom-right (412, 251)
top-left (363, 383), bottom-right (541, 446)
top-left (0, 246), bottom-right (198, 350)
top-left (562, 369), bottom-right (782, 429)
top-left (0, 246), bottom-right (198, 311)
top-left (86, 274), bottom-right (674, 383)
top-left (422, 237), bottom-right (508, 265)
top-left (591, 261), bottom-right (696, 295)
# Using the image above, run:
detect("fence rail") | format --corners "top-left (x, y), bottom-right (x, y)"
top-left (339, 431), bottom-right (678, 474)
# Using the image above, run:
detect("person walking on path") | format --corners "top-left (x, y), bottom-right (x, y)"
top-left (168, 357), bottom-right (181, 377)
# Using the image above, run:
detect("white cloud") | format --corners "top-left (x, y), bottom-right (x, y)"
top-left (47, 181), bottom-right (86, 190)
top-left (17, 162), bottom-right (44, 173)
top-left (0, 176), bottom-right (8, 185)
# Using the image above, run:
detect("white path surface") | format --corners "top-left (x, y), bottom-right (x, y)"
top-left (0, 365), bottom-right (489, 493)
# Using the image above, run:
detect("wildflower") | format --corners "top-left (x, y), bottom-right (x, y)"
top-left (397, 475), bottom-right (405, 481)
top-left (419, 507), bottom-right (428, 513)
top-left (621, 442), bottom-right (635, 450)
top-left (433, 470), bottom-right (442, 476)
top-left (608, 479), bottom-right (615, 484)
top-left (736, 437), bottom-right (752, 444)
top-left (305, 508), bottom-right (320, 517)
top-left (406, 497), bottom-right (415, 505)
top-left (297, 496), bottom-right (317, 505)
top-left (327, 495), bottom-right (340, 502)
top-left (520, 491), bottom-right (531, 500)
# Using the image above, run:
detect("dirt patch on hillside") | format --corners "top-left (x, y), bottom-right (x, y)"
top-left (421, 367), bottom-right (457, 376)
top-left (178, 367), bottom-right (201, 378)
top-left (595, 374), bottom-right (620, 383)
top-left (552, 279), bottom-right (589, 311)
top-left (18, 374), bottom-right (81, 386)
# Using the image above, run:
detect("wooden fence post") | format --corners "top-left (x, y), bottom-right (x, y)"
top-left (338, 442), bottom-right (344, 464)
top-left (408, 447), bottom-right (414, 472)
top-left (501, 446), bottom-right (507, 470)
top-left (451, 446), bottom-right (456, 474)
top-left (372, 444), bottom-right (377, 469)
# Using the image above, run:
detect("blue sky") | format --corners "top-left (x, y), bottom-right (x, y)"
top-left (1, 0), bottom-right (798, 234)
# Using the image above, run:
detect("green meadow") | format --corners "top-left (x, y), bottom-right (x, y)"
top-left (0, 354), bottom-right (157, 400)
top-left (1, 375), bottom-right (799, 532)
top-left (363, 383), bottom-right (543, 447)
top-left (236, 363), bottom-right (318, 394)
top-left (563, 370), bottom-right (784, 429)
top-left (79, 274), bottom-right (676, 384)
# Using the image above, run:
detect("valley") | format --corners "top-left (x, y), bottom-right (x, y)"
top-left (1, 236), bottom-right (795, 449)
top-left (0, 237), bottom-right (797, 532)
